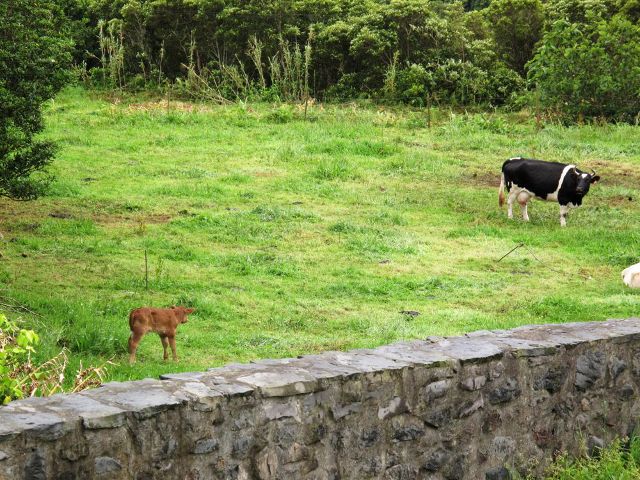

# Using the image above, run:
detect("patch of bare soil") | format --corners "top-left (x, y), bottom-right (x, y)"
top-left (253, 171), bottom-right (279, 178)
top-left (602, 195), bottom-right (635, 207)
top-left (469, 171), bottom-right (500, 187)
top-left (91, 213), bottom-right (172, 225)
top-left (590, 160), bottom-right (640, 189)
top-left (125, 100), bottom-right (211, 114)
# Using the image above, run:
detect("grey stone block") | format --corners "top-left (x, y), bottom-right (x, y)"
top-left (488, 379), bottom-right (520, 404)
top-left (94, 456), bottom-right (122, 475)
top-left (236, 369), bottom-right (318, 397)
top-left (575, 351), bottom-right (606, 391)
top-left (485, 466), bottom-right (511, 480)
top-left (193, 438), bottom-right (219, 454)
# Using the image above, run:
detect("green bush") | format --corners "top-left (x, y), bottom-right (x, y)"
top-left (543, 437), bottom-right (640, 479)
top-left (528, 15), bottom-right (640, 121)
top-left (394, 64), bottom-right (433, 106)
top-left (0, 314), bottom-right (39, 404)
top-left (0, 313), bottom-right (112, 404)
top-left (0, 0), bottom-right (72, 199)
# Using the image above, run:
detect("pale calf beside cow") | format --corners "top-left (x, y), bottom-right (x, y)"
top-left (622, 264), bottom-right (640, 289)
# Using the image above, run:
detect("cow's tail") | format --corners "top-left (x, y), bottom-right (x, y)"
top-left (498, 172), bottom-right (506, 207)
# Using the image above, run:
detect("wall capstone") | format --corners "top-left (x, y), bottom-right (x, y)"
top-left (2, 318), bottom-right (640, 479)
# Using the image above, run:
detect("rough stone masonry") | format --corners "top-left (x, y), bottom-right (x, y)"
top-left (2, 318), bottom-right (640, 480)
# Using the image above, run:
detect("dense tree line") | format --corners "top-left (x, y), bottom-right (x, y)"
top-left (60, 0), bottom-right (639, 120)
top-left (1, 0), bottom-right (636, 200)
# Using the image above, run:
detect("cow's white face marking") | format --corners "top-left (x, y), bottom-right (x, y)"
top-left (546, 164), bottom-right (576, 201)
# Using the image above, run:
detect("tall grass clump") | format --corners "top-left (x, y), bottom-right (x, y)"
top-left (540, 437), bottom-right (640, 479)
top-left (174, 35), bottom-right (314, 103)
top-left (96, 19), bottom-right (125, 89)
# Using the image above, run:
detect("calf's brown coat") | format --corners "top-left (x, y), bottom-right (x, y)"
top-left (128, 306), bottom-right (195, 363)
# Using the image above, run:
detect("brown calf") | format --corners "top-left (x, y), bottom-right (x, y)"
top-left (128, 306), bottom-right (195, 363)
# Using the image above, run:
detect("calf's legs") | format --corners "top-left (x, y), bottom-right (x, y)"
top-left (128, 330), bottom-right (180, 363)
top-left (128, 332), bottom-right (143, 364)
top-left (160, 335), bottom-right (169, 360)
top-left (168, 335), bottom-right (178, 361)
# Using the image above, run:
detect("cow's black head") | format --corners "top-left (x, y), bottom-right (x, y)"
top-left (573, 168), bottom-right (600, 195)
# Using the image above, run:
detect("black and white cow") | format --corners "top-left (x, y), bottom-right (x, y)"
top-left (498, 157), bottom-right (600, 227)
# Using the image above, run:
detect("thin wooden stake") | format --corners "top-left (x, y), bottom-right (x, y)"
top-left (497, 242), bottom-right (525, 262)
top-left (144, 249), bottom-right (149, 290)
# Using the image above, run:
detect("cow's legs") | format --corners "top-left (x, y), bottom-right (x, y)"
top-left (168, 335), bottom-right (178, 361)
top-left (559, 204), bottom-right (569, 227)
top-left (128, 331), bottom-right (144, 364)
top-left (160, 335), bottom-right (169, 360)
top-left (507, 189), bottom-right (519, 219)
top-left (518, 192), bottom-right (530, 221)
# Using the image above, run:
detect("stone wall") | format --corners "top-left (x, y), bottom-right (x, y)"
top-left (2, 318), bottom-right (640, 480)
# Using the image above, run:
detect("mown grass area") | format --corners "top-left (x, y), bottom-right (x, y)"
top-left (1, 87), bottom-right (639, 382)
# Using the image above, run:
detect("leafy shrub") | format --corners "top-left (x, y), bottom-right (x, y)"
top-left (394, 64), bottom-right (434, 106)
top-left (488, 64), bottom-right (526, 106)
top-left (0, 313), bottom-right (112, 404)
top-left (324, 73), bottom-right (363, 101)
top-left (0, 314), bottom-right (39, 404)
top-left (431, 60), bottom-right (490, 105)
top-left (528, 16), bottom-right (640, 121)
top-left (543, 436), bottom-right (640, 479)
top-left (0, 0), bottom-right (72, 200)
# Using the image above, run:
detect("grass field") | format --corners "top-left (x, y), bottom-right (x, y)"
top-left (1, 87), bottom-right (639, 382)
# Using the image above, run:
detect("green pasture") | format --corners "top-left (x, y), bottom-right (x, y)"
top-left (1, 87), bottom-right (639, 382)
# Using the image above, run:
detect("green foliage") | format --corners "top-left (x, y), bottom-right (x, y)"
top-left (486, 0), bottom-right (544, 75)
top-left (545, 0), bottom-right (619, 24)
top-left (0, 0), bottom-right (73, 200)
top-left (394, 64), bottom-right (433, 106)
top-left (0, 311), bottom-right (113, 404)
top-left (543, 437), bottom-right (640, 479)
top-left (0, 314), bottom-right (39, 404)
top-left (391, 59), bottom-right (524, 107)
top-left (528, 15), bottom-right (640, 121)
top-left (46, 0), bottom-right (640, 118)
top-left (619, 0), bottom-right (640, 21)
top-left (66, 0), bottom-right (531, 106)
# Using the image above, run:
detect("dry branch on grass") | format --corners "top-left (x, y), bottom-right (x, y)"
top-left (11, 348), bottom-right (115, 399)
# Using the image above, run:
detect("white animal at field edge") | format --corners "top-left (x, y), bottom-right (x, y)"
top-left (622, 263), bottom-right (640, 288)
